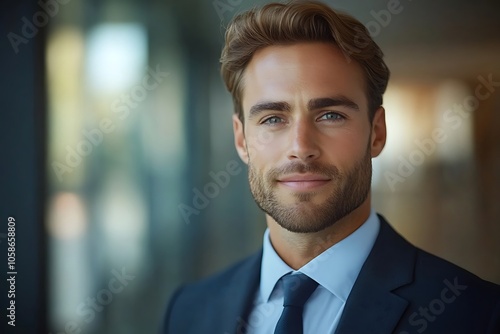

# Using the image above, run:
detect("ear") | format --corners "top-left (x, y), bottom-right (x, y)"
top-left (232, 114), bottom-right (249, 164)
top-left (370, 106), bottom-right (387, 158)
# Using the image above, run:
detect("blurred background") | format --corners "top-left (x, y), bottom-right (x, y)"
top-left (1, 0), bottom-right (500, 333)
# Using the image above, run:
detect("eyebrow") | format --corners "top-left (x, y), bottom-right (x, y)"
top-left (248, 96), bottom-right (359, 120)
top-left (248, 101), bottom-right (291, 119)
top-left (308, 96), bottom-right (359, 111)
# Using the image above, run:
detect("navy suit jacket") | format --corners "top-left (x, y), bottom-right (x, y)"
top-left (163, 216), bottom-right (500, 333)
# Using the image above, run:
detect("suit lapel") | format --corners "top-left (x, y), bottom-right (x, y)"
top-left (335, 215), bottom-right (416, 334)
top-left (220, 250), bottom-right (262, 334)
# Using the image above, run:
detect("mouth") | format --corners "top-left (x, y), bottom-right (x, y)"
top-left (277, 174), bottom-right (331, 190)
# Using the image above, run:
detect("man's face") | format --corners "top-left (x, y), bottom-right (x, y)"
top-left (233, 42), bottom-right (386, 233)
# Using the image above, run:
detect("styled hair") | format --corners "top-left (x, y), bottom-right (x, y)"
top-left (220, 0), bottom-right (390, 122)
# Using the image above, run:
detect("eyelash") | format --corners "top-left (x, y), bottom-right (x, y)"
top-left (318, 112), bottom-right (345, 122)
top-left (261, 116), bottom-right (284, 125)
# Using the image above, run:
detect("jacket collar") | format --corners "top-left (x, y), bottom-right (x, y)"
top-left (221, 249), bottom-right (262, 334)
top-left (335, 214), bottom-right (416, 333)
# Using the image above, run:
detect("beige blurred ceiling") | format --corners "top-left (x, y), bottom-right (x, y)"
top-left (188, 0), bottom-right (500, 78)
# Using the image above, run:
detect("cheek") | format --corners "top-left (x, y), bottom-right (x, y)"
top-left (246, 129), bottom-right (285, 166)
top-left (321, 129), bottom-right (370, 166)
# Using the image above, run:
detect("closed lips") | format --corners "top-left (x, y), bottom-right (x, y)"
top-left (278, 174), bottom-right (331, 182)
top-left (277, 174), bottom-right (331, 190)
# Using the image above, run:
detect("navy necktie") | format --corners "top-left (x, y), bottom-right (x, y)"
top-left (274, 273), bottom-right (319, 334)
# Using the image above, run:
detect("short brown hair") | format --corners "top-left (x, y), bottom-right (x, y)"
top-left (220, 0), bottom-right (390, 122)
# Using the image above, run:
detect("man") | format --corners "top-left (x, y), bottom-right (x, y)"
top-left (162, 1), bottom-right (500, 333)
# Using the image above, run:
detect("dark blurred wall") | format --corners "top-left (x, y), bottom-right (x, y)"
top-left (0, 0), bottom-right (47, 333)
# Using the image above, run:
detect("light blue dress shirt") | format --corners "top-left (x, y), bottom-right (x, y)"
top-left (245, 209), bottom-right (380, 334)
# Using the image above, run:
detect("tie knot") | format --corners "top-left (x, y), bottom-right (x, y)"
top-left (281, 273), bottom-right (318, 308)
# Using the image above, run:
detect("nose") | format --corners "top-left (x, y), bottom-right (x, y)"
top-left (287, 118), bottom-right (321, 163)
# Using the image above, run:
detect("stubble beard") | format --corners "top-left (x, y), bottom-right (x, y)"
top-left (248, 145), bottom-right (372, 233)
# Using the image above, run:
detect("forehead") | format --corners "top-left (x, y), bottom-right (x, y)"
top-left (241, 42), bottom-right (368, 113)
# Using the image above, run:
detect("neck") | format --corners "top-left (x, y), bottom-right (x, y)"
top-left (266, 196), bottom-right (372, 270)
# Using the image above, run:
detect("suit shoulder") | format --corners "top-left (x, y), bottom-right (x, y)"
top-left (394, 246), bottom-right (500, 332)
top-left (162, 250), bottom-right (261, 333)
top-left (182, 250), bottom-right (261, 295)
top-left (414, 246), bottom-right (500, 292)
top-left (167, 249), bottom-right (261, 309)
top-left (377, 215), bottom-right (499, 293)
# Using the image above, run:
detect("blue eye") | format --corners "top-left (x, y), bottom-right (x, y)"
top-left (319, 112), bottom-right (344, 121)
top-left (262, 116), bottom-right (283, 124)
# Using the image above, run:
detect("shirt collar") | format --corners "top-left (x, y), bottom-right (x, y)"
top-left (259, 209), bottom-right (380, 302)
